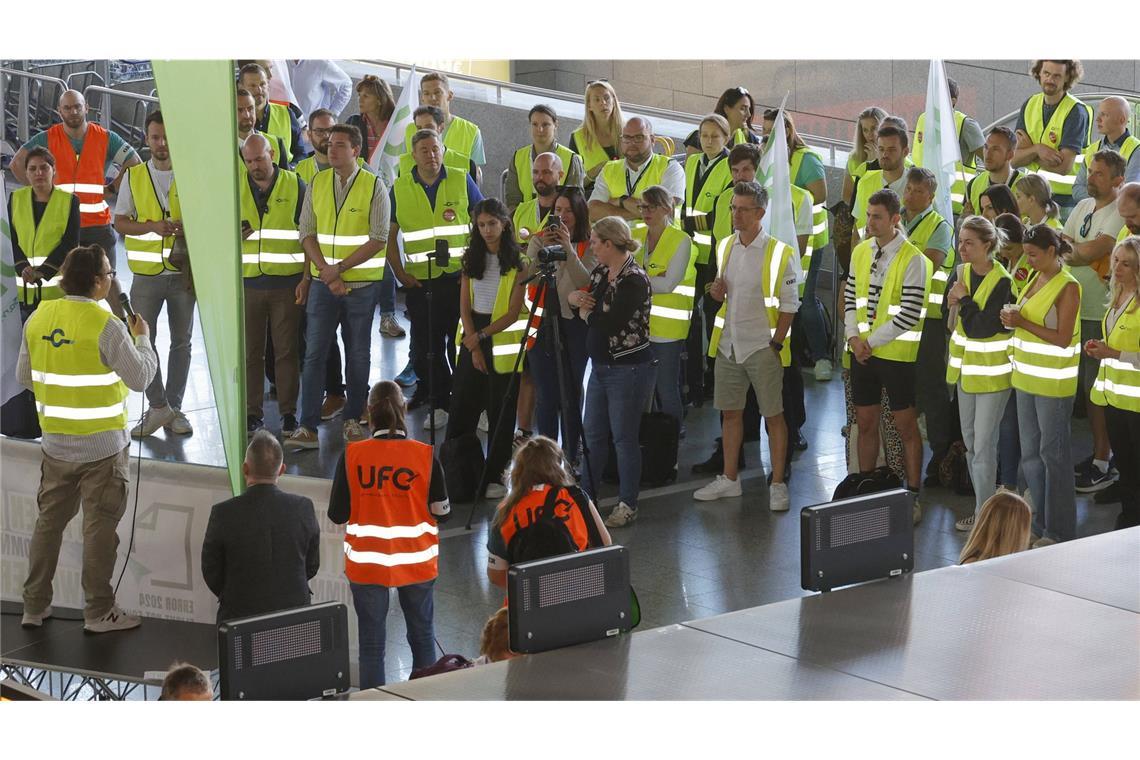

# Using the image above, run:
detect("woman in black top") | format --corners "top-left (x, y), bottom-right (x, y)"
top-left (683, 87), bottom-right (762, 155)
top-left (568, 216), bottom-right (654, 528)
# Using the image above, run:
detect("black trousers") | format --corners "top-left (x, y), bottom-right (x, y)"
top-left (1104, 404), bottom-right (1140, 529)
top-left (686, 260), bottom-right (721, 401)
top-left (406, 274), bottom-right (460, 406)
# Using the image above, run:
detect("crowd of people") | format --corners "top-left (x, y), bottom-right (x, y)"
top-left (8, 58), bottom-right (1140, 685)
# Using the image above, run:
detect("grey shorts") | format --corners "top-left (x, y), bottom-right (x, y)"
top-left (714, 347), bottom-right (784, 417)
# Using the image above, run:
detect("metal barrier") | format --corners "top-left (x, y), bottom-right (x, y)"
top-left (1, 67), bottom-right (68, 144)
top-left (82, 85), bottom-right (158, 152)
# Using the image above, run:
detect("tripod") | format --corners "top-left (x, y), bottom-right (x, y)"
top-left (463, 264), bottom-right (594, 529)
top-left (424, 240), bottom-right (449, 448)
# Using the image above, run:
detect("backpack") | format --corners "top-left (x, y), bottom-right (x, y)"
top-left (938, 440), bottom-right (974, 496)
top-left (506, 485), bottom-right (589, 564)
top-left (792, 296), bottom-right (834, 369)
top-left (832, 466), bottom-right (903, 501)
top-left (410, 654), bottom-right (473, 680)
top-left (439, 433), bottom-right (485, 503)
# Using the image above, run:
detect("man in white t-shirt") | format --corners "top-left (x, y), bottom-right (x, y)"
top-left (1063, 149), bottom-right (1126, 492)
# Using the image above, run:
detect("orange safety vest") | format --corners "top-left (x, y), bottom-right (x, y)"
top-left (46, 123), bottom-right (111, 228)
top-left (496, 484), bottom-right (596, 556)
top-left (525, 241), bottom-right (589, 350)
top-left (342, 437), bottom-right (439, 587)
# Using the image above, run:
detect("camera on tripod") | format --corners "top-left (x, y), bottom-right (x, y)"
top-left (537, 244), bottom-right (567, 265)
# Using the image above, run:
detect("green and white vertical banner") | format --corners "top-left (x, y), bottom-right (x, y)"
top-left (921, 59), bottom-right (962, 226)
top-left (1, 175), bottom-right (23, 406)
top-left (152, 60), bottom-right (246, 496)
top-left (371, 65), bottom-right (419, 187)
top-left (760, 93), bottom-right (802, 272)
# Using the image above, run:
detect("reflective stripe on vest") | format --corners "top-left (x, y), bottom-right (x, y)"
top-left (905, 208), bottom-right (956, 319)
top-left (405, 116), bottom-right (480, 159)
top-left (47, 123), bottom-right (111, 227)
top-left (913, 110), bottom-right (975, 213)
top-left (513, 143), bottom-right (575, 200)
top-left (600, 155), bottom-right (672, 234)
top-left (1009, 270), bottom-right (1081, 397)
top-left (123, 162), bottom-right (180, 276)
top-left (393, 168), bottom-right (471, 279)
top-left (850, 237), bottom-right (931, 363)
top-left (790, 184), bottom-right (813, 294)
top-left (26, 299), bottom-right (129, 434)
top-left (946, 262), bottom-right (1013, 392)
top-left (312, 169), bottom-right (382, 282)
top-left (11, 186), bottom-right (70, 302)
top-left (1023, 93), bottom-right (1092, 197)
top-left (1091, 295), bottom-right (1140, 412)
top-left (342, 437), bottom-right (439, 586)
top-left (708, 234), bottom-right (794, 366)
top-left (683, 152), bottom-right (733, 265)
top-left (240, 169), bottom-right (304, 277)
top-left (789, 146), bottom-right (830, 249)
top-left (459, 264), bottom-right (528, 374)
top-left (634, 224), bottom-right (696, 341)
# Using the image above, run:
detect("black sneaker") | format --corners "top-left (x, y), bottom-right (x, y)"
top-left (1075, 464), bottom-right (1117, 493)
top-left (1095, 482), bottom-right (1122, 504)
top-left (1073, 454), bottom-right (1094, 477)
top-left (247, 415), bottom-right (263, 436)
top-left (792, 430), bottom-right (808, 452)
top-left (281, 414), bottom-right (298, 436)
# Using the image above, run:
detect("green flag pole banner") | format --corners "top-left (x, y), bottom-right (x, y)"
top-left (760, 92), bottom-right (802, 261)
top-left (922, 59), bottom-right (962, 228)
top-left (152, 60), bottom-right (246, 496)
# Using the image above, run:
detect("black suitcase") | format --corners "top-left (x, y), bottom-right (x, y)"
top-left (1, 389), bottom-right (41, 440)
top-left (439, 433), bottom-right (485, 503)
top-left (638, 410), bottom-right (679, 486)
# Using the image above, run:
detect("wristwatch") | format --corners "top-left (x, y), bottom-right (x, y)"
top-left (770, 339), bottom-right (784, 352)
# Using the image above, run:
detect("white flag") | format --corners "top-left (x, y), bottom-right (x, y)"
top-left (1, 174), bottom-right (24, 405)
top-left (759, 94), bottom-right (801, 274)
top-left (370, 66), bottom-right (420, 187)
top-left (921, 60), bottom-right (961, 225)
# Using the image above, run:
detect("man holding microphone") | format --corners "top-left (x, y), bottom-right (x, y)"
top-left (18, 245), bottom-right (158, 633)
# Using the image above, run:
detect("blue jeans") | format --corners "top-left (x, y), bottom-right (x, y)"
top-left (650, 341), bottom-right (684, 426)
top-left (997, 391), bottom-right (1022, 489)
top-left (1016, 390), bottom-right (1076, 542)
top-left (299, 280), bottom-right (377, 430)
top-left (350, 580), bottom-right (436, 689)
top-left (378, 265), bottom-right (397, 316)
top-left (958, 385), bottom-right (1010, 515)
top-left (531, 315), bottom-right (589, 461)
top-left (581, 360), bottom-right (657, 507)
top-left (798, 250), bottom-right (829, 362)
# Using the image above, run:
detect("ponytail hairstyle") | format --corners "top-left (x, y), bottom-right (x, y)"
top-left (1023, 222), bottom-right (1072, 260)
top-left (959, 215), bottom-right (1007, 260)
top-left (591, 216), bottom-right (641, 254)
top-left (367, 380), bottom-right (407, 434)
top-left (491, 436), bottom-right (573, 531)
top-left (1015, 173), bottom-right (1060, 222)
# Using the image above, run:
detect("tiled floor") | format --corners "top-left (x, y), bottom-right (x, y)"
top-left (78, 255), bottom-right (1125, 683)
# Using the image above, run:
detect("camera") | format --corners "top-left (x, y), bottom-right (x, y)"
top-left (537, 245), bottom-right (567, 264)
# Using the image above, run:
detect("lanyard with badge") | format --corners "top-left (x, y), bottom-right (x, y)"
top-left (626, 161), bottom-right (651, 198)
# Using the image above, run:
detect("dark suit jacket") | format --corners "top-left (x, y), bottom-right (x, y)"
top-left (201, 483), bottom-right (321, 623)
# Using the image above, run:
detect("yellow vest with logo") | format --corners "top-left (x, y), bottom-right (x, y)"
top-left (849, 237), bottom-right (932, 363)
top-left (123, 163), bottom-right (180, 276)
top-left (913, 110), bottom-right (975, 214)
top-left (512, 143), bottom-right (575, 200)
top-left (1091, 295), bottom-right (1140, 412)
top-left (1023, 92), bottom-right (1093, 197)
top-left (1009, 270), bottom-right (1081, 397)
top-left (311, 169), bottom-right (383, 282)
top-left (905, 208), bottom-right (956, 319)
top-left (240, 169), bottom-right (304, 278)
top-left (26, 298), bottom-right (129, 435)
top-left (682, 152), bottom-right (732, 265)
top-left (708, 234), bottom-right (795, 367)
top-left (1082, 133), bottom-right (1140, 179)
top-left (393, 168), bottom-right (470, 279)
top-left (11, 186), bottom-right (70, 303)
top-left (405, 115), bottom-right (480, 159)
top-left (633, 224), bottom-right (696, 341)
top-left (600, 154), bottom-right (672, 234)
top-left (789, 146), bottom-right (830, 250)
top-left (946, 262), bottom-right (1013, 392)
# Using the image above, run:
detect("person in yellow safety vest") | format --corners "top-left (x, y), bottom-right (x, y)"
top-left (844, 188), bottom-right (932, 524)
top-left (295, 108), bottom-right (367, 184)
top-left (236, 87), bottom-right (289, 170)
top-left (691, 180), bottom-right (797, 512)
top-left (683, 87), bottom-right (763, 158)
top-left (9, 146), bottom-right (80, 309)
top-left (112, 110), bottom-right (196, 440)
top-left (446, 198), bottom-right (529, 498)
top-left (852, 121), bottom-right (911, 247)
top-left (397, 105), bottom-right (475, 180)
top-left (911, 77), bottom-right (985, 217)
top-left (633, 185), bottom-right (695, 430)
top-left (842, 106), bottom-right (889, 209)
top-left (512, 152), bottom-right (563, 244)
top-left (681, 114), bottom-right (732, 273)
top-left (238, 133), bottom-right (307, 438)
top-left (1119, 183), bottom-right (1140, 239)
top-left (385, 128), bottom-right (484, 432)
top-left (407, 72), bottom-right (486, 184)
top-left (999, 223), bottom-right (1081, 545)
top-left (18, 244), bottom-right (158, 633)
top-left (505, 104), bottom-right (584, 211)
top-left (588, 116), bottom-right (685, 230)
top-left (1012, 59), bottom-right (1093, 222)
top-left (900, 166), bottom-right (957, 484)
top-left (570, 80), bottom-right (624, 191)
top-left (963, 127), bottom-right (1025, 219)
top-left (1086, 236), bottom-right (1140, 530)
top-left (1074, 96), bottom-right (1140, 204)
top-left (286, 124), bottom-right (390, 451)
top-left (944, 215), bottom-right (1016, 531)
top-left (238, 62), bottom-right (304, 166)
top-left (1014, 172), bottom-right (1064, 235)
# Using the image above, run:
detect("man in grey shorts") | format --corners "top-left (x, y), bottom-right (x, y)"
top-left (693, 181), bottom-right (799, 512)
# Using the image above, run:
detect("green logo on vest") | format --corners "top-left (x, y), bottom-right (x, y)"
top-left (42, 328), bottom-right (74, 348)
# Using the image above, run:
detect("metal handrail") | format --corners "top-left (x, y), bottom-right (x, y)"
top-left (82, 85), bottom-right (158, 148)
top-left (986, 90), bottom-right (1140, 132)
top-left (1, 67), bottom-right (68, 143)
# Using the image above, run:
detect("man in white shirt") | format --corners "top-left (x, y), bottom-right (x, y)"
top-left (693, 181), bottom-right (799, 512)
top-left (1064, 149), bottom-right (1127, 492)
top-left (588, 116), bottom-right (685, 223)
top-left (288, 60), bottom-right (353, 119)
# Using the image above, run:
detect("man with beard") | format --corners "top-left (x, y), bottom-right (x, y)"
top-left (237, 88), bottom-right (289, 169)
top-left (239, 62), bottom-right (305, 166)
top-left (963, 126), bottom-right (1025, 218)
top-left (588, 116), bottom-right (684, 231)
top-left (1074, 96), bottom-right (1140, 204)
top-left (851, 121), bottom-right (910, 245)
top-left (1118, 183), bottom-right (1140, 238)
top-left (13, 89), bottom-right (140, 317)
top-left (513, 152), bottom-right (562, 241)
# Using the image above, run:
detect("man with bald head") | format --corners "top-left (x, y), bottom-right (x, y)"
top-left (513, 151), bottom-right (563, 242)
top-left (1118, 183), bottom-right (1140, 236)
top-left (589, 116), bottom-right (685, 229)
top-left (13, 89), bottom-right (140, 317)
top-left (1074, 96), bottom-right (1140, 203)
top-left (239, 134), bottom-right (307, 437)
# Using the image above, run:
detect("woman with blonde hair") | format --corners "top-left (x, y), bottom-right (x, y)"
top-left (570, 81), bottom-right (623, 186)
top-left (1014, 173), bottom-right (1063, 230)
top-left (959, 491), bottom-right (1032, 563)
top-left (1085, 237), bottom-right (1140, 530)
top-left (474, 607), bottom-right (516, 664)
top-left (842, 106), bottom-right (888, 206)
top-left (485, 436), bottom-right (610, 588)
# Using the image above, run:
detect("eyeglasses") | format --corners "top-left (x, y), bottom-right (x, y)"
top-left (309, 128), bottom-right (333, 136)
top-left (1080, 212), bottom-right (1094, 238)
top-left (729, 204), bottom-right (761, 213)
top-left (587, 79), bottom-right (609, 85)
top-left (636, 203), bottom-right (662, 212)
top-left (99, 269), bottom-right (116, 279)
top-left (620, 135), bottom-right (650, 143)
top-left (870, 247), bottom-right (886, 275)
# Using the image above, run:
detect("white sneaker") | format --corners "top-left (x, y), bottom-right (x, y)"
top-left (955, 513), bottom-right (976, 532)
top-left (21, 605), bottom-right (52, 628)
top-left (693, 474), bottom-right (742, 501)
top-left (604, 501), bottom-right (638, 527)
top-left (343, 418), bottom-right (367, 442)
top-left (484, 482), bottom-right (507, 499)
top-left (478, 411), bottom-right (489, 432)
top-left (84, 605), bottom-right (141, 634)
top-left (813, 358), bottom-right (833, 382)
top-left (1031, 536), bottom-right (1056, 549)
top-left (913, 496), bottom-right (924, 525)
top-left (423, 408), bottom-right (449, 431)
top-left (769, 481), bottom-right (790, 512)
top-left (165, 409), bottom-right (193, 435)
top-left (131, 405), bottom-right (175, 438)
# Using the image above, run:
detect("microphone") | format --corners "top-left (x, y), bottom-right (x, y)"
top-left (434, 239), bottom-right (450, 268)
top-left (119, 293), bottom-right (136, 321)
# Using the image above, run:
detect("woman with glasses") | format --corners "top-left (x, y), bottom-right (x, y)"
top-left (684, 87), bottom-right (761, 156)
top-left (504, 104), bottom-right (584, 211)
top-left (1000, 224), bottom-right (1080, 546)
top-left (1086, 236), bottom-right (1140, 530)
top-left (570, 81), bottom-right (623, 190)
top-left (634, 185), bottom-right (695, 430)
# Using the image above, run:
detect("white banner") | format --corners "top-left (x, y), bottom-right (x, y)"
top-left (1, 175), bottom-right (24, 406)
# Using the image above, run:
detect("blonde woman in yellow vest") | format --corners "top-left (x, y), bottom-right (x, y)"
top-left (446, 199), bottom-right (528, 499)
top-left (944, 216), bottom-right (1015, 531)
top-left (1000, 224), bottom-right (1081, 546)
top-left (1085, 237), bottom-right (1140, 529)
top-left (570, 80), bottom-right (623, 189)
top-left (634, 185), bottom-right (695, 429)
top-left (9, 146), bottom-right (79, 309)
